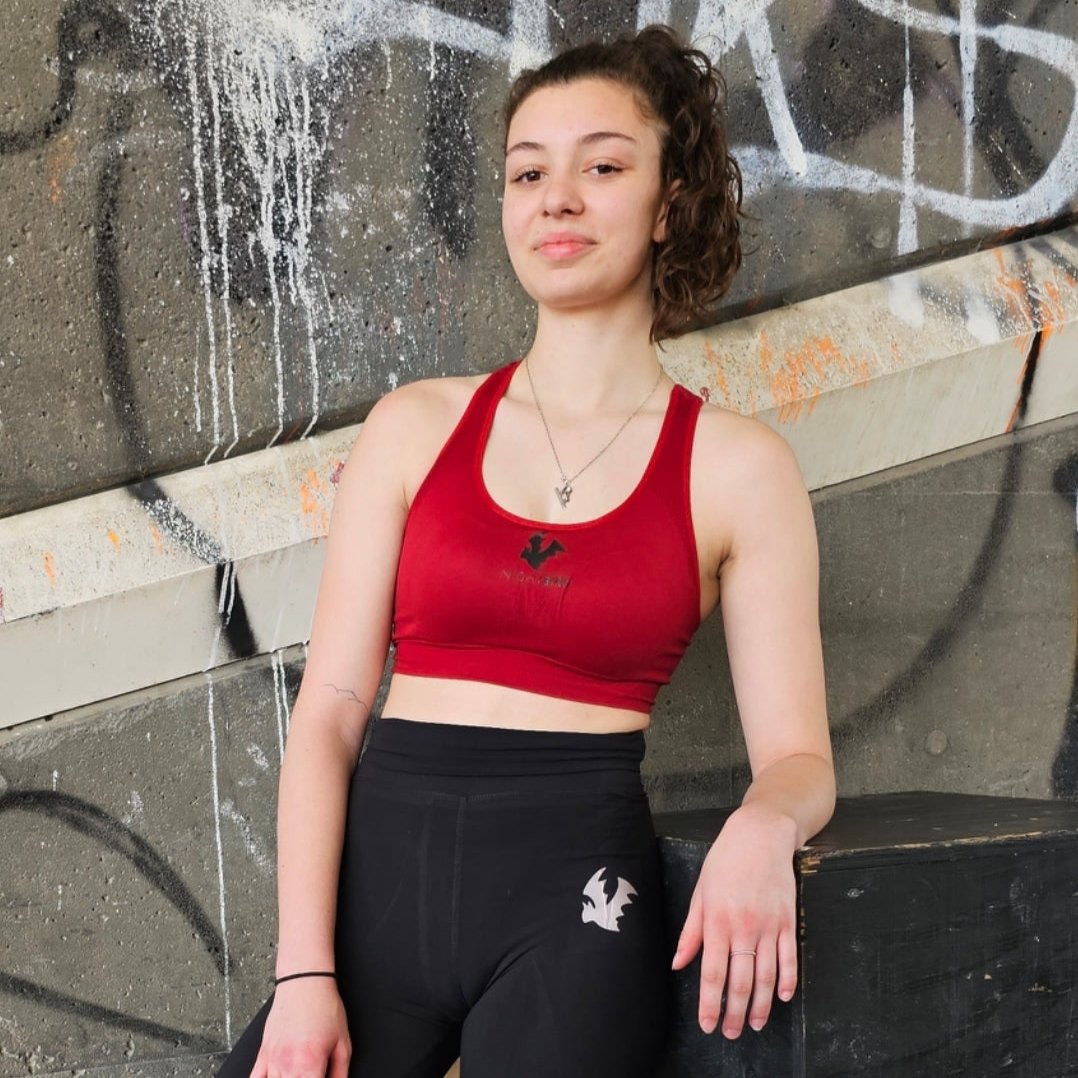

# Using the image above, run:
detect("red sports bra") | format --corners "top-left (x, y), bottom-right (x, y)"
top-left (391, 359), bottom-right (703, 713)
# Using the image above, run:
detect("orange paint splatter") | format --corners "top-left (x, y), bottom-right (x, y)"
top-left (107, 529), bottom-right (121, 549)
top-left (43, 551), bottom-right (57, 587)
top-left (767, 336), bottom-right (873, 423)
top-left (149, 522), bottom-right (165, 554)
top-left (45, 135), bottom-right (76, 206)
top-left (702, 340), bottom-right (733, 408)
top-left (758, 331), bottom-right (774, 375)
top-left (299, 468), bottom-right (330, 534)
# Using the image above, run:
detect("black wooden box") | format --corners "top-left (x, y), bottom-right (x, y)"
top-left (654, 792), bottom-right (1078, 1077)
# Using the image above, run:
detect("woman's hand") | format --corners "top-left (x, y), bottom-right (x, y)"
top-left (251, 978), bottom-right (351, 1077)
top-left (670, 803), bottom-right (799, 1038)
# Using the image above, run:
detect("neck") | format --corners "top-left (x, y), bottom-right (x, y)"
top-left (521, 295), bottom-right (664, 416)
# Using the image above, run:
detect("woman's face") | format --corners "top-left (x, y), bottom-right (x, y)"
top-left (501, 77), bottom-right (671, 316)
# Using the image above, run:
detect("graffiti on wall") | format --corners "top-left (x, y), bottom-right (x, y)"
top-left (148, 0), bottom-right (1078, 458)
top-left (1, 0), bottom-right (1075, 485)
top-left (0, 652), bottom-right (299, 1060)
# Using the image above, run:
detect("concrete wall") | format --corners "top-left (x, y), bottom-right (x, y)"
top-left (1, 0), bottom-right (1077, 1073)
top-left (2, 0), bottom-right (1076, 515)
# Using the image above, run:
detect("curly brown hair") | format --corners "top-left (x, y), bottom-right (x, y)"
top-left (502, 24), bottom-right (743, 343)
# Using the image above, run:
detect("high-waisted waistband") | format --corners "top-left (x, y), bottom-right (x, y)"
top-left (360, 716), bottom-right (646, 781)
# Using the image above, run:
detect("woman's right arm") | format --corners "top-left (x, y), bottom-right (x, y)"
top-left (251, 388), bottom-right (417, 1078)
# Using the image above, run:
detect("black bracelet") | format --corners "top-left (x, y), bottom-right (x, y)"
top-left (274, 970), bottom-right (337, 986)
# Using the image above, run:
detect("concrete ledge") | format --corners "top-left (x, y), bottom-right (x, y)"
top-left (0, 427), bottom-right (355, 728)
top-left (661, 225), bottom-right (1078, 488)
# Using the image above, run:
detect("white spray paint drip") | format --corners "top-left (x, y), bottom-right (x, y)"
top-left (186, 21), bottom-right (222, 462)
top-left (959, 0), bottom-right (977, 226)
top-left (167, 1), bottom-right (334, 452)
top-left (207, 43), bottom-right (241, 458)
top-left (57, 885), bottom-right (63, 913)
top-left (898, 3), bottom-right (919, 255)
top-left (205, 679), bottom-right (233, 1047)
top-left (221, 798), bottom-right (274, 872)
top-left (887, 271), bottom-right (925, 329)
top-left (192, 319), bottom-right (203, 434)
top-left (744, 11), bottom-right (807, 177)
top-left (272, 650), bottom-right (288, 761)
top-left (52, 770), bottom-right (59, 791)
top-left (964, 285), bottom-right (1002, 344)
top-left (285, 69), bottom-right (323, 438)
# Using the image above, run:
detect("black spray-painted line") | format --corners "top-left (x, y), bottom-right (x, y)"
top-left (1028, 232), bottom-right (1078, 282)
top-left (214, 560), bottom-right (257, 658)
top-left (0, 0), bottom-right (128, 154)
top-left (1050, 450), bottom-right (1078, 799)
top-left (821, 247), bottom-right (1049, 766)
top-left (960, 0), bottom-right (1050, 198)
top-left (0, 971), bottom-right (225, 1053)
top-left (0, 790), bottom-right (227, 977)
top-left (1009, 244), bottom-right (1044, 429)
top-left (821, 441), bottom-right (1022, 762)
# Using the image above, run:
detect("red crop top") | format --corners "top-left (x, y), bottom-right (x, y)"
top-left (391, 359), bottom-right (704, 713)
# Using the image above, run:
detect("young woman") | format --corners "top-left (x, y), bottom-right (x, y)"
top-left (218, 23), bottom-right (834, 1078)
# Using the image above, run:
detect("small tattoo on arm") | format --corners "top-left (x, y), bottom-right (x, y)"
top-left (323, 682), bottom-right (370, 713)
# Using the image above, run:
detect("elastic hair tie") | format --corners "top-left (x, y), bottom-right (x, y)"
top-left (274, 970), bottom-right (337, 986)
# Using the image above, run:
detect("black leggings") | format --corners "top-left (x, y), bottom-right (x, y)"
top-left (217, 717), bottom-right (671, 1077)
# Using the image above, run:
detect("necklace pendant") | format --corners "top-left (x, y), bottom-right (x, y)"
top-left (555, 480), bottom-right (573, 508)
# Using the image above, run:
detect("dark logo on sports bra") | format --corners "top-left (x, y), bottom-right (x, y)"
top-left (520, 532), bottom-right (565, 571)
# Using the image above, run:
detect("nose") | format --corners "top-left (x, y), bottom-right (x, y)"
top-left (542, 171), bottom-right (584, 216)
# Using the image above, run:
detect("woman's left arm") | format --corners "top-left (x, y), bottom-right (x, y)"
top-left (671, 419), bottom-right (836, 1039)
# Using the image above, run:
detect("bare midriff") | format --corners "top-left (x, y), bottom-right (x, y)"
top-left (381, 673), bottom-right (650, 733)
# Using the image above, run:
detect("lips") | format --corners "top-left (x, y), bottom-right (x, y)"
top-left (536, 232), bottom-right (594, 258)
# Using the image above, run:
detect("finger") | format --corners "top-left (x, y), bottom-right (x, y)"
top-left (250, 1048), bottom-right (267, 1078)
top-left (746, 936), bottom-right (778, 1031)
top-left (720, 947), bottom-right (756, 1038)
top-left (777, 925), bottom-right (799, 1003)
top-left (328, 1038), bottom-right (352, 1078)
top-left (697, 923), bottom-right (729, 1034)
top-left (671, 887), bottom-right (704, 970)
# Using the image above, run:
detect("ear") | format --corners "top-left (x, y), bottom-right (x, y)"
top-left (652, 178), bottom-right (684, 244)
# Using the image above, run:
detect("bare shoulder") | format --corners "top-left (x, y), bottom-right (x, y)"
top-left (692, 400), bottom-right (804, 494)
top-left (348, 371), bottom-right (488, 502)
top-left (690, 400), bottom-right (811, 569)
top-left (361, 372), bottom-right (484, 431)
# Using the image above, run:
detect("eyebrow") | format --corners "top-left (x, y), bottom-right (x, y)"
top-left (504, 131), bottom-right (638, 157)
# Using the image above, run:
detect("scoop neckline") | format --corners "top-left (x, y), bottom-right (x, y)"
top-left (474, 359), bottom-right (683, 531)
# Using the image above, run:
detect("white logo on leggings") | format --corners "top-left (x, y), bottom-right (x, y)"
top-left (581, 868), bottom-right (637, 932)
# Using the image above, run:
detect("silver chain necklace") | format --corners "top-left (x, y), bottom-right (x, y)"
top-left (523, 357), bottom-right (664, 509)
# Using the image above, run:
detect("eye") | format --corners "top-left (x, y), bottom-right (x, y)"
top-left (589, 162), bottom-right (623, 176)
top-left (509, 168), bottom-right (543, 184)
